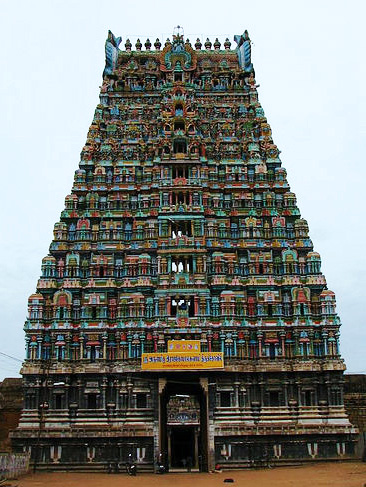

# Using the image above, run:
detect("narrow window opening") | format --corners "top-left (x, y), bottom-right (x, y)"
top-left (269, 391), bottom-right (280, 406)
top-left (170, 220), bottom-right (192, 237)
top-left (188, 296), bottom-right (195, 317)
top-left (174, 121), bottom-right (185, 131)
top-left (55, 395), bottom-right (62, 410)
top-left (90, 346), bottom-right (96, 362)
top-left (220, 392), bottom-right (231, 407)
top-left (174, 140), bottom-right (187, 154)
top-left (269, 343), bottom-right (276, 359)
top-left (171, 298), bottom-right (177, 317)
top-left (87, 394), bottom-right (97, 409)
top-left (57, 347), bottom-right (63, 361)
top-left (304, 390), bottom-right (312, 406)
top-left (171, 296), bottom-right (195, 317)
top-left (136, 393), bottom-right (147, 408)
top-left (171, 257), bottom-right (192, 273)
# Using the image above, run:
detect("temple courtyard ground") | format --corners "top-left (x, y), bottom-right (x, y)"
top-left (14, 462), bottom-right (366, 487)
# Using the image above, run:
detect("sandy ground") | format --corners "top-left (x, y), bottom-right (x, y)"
top-left (12, 462), bottom-right (366, 487)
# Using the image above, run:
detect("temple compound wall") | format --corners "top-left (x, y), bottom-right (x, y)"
top-left (11, 28), bottom-right (357, 470)
top-left (0, 378), bottom-right (23, 452)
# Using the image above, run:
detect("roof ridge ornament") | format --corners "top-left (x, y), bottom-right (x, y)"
top-left (173, 25), bottom-right (184, 40)
top-left (161, 27), bottom-right (197, 72)
top-left (104, 30), bottom-right (122, 77)
top-left (172, 25), bottom-right (185, 52)
top-left (234, 30), bottom-right (254, 73)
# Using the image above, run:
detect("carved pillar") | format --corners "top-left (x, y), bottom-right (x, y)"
top-left (116, 331), bottom-right (120, 360)
top-left (25, 336), bottom-right (30, 360)
top-left (115, 379), bottom-right (120, 409)
top-left (258, 332), bottom-right (263, 357)
top-left (167, 428), bottom-right (172, 468)
top-left (283, 379), bottom-right (289, 406)
top-left (259, 380), bottom-right (265, 406)
top-left (280, 332), bottom-right (285, 357)
top-left (293, 331), bottom-right (299, 356)
top-left (140, 333), bottom-right (145, 355)
top-left (200, 377), bottom-right (214, 472)
top-left (192, 255), bottom-right (197, 273)
top-left (127, 379), bottom-right (133, 409)
top-left (102, 334), bottom-right (107, 359)
top-left (233, 332), bottom-right (238, 357)
top-left (36, 336), bottom-right (42, 360)
top-left (80, 335), bottom-right (84, 360)
top-left (101, 377), bottom-right (107, 409)
top-left (158, 378), bottom-right (167, 458)
top-left (296, 379), bottom-right (301, 405)
top-left (322, 331), bottom-right (328, 356)
top-left (127, 334), bottom-right (132, 358)
top-left (194, 296), bottom-right (199, 316)
top-left (194, 427), bottom-right (199, 468)
top-left (206, 296), bottom-right (211, 315)
top-left (234, 381), bottom-right (240, 407)
top-left (77, 379), bottom-right (83, 409)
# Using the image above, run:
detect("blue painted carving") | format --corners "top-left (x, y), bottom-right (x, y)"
top-left (234, 30), bottom-right (253, 72)
top-left (104, 30), bottom-right (122, 77)
top-left (164, 36), bottom-right (192, 70)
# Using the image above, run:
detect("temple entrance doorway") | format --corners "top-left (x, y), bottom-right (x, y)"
top-left (159, 375), bottom-right (208, 472)
top-left (170, 425), bottom-right (196, 469)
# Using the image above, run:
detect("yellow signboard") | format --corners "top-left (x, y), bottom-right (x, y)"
top-left (167, 340), bottom-right (201, 353)
top-left (141, 352), bottom-right (224, 370)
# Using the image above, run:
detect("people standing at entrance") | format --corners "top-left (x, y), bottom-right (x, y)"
top-left (187, 456), bottom-right (193, 472)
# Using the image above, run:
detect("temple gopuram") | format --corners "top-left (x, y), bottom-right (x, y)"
top-left (11, 28), bottom-right (357, 470)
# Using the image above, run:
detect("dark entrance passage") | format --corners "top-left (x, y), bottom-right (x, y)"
top-left (170, 426), bottom-right (195, 468)
top-left (159, 374), bottom-right (208, 471)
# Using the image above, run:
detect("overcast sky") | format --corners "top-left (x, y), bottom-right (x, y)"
top-left (0, 0), bottom-right (365, 380)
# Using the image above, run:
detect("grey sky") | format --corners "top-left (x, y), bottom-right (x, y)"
top-left (0, 0), bottom-right (365, 380)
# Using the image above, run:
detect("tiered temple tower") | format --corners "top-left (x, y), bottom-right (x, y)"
top-left (12, 28), bottom-right (357, 470)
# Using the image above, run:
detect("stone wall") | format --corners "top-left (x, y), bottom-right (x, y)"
top-left (2, 375), bottom-right (366, 462)
top-left (0, 378), bottom-right (22, 452)
top-left (344, 374), bottom-right (366, 460)
top-left (344, 374), bottom-right (366, 431)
